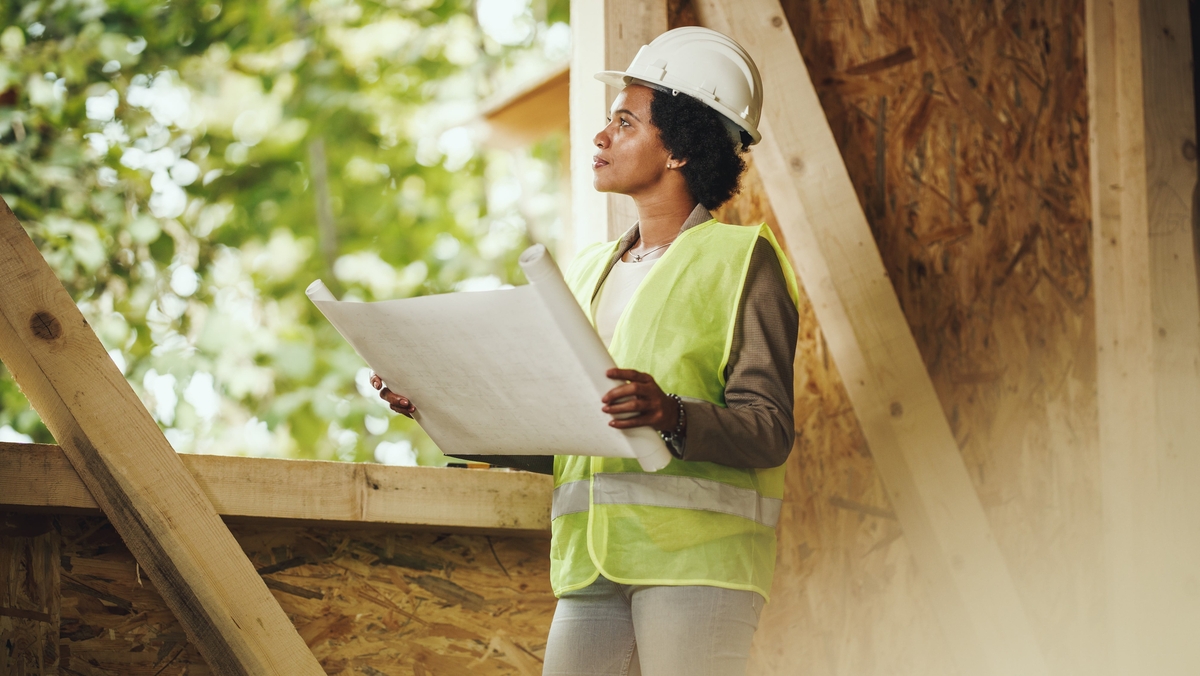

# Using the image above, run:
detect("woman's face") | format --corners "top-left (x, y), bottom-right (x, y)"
top-left (591, 84), bottom-right (676, 196)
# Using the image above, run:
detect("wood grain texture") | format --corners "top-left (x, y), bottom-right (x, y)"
top-left (0, 514), bottom-right (60, 675)
top-left (681, 0), bottom-right (1100, 673)
top-left (1, 443), bottom-right (552, 535)
top-left (770, 0), bottom-right (1102, 669)
top-left (40, 514), bottom-right (554, 675)
top-left (0, 198), bottom-right (323, 675)
top-left (667, 0), bottom-right (1104, 672)
top-left (603, 0), bottom-right (667, 238)
top-left (691, 3), bottom-right (1051, 674)
top-left (1139, 0), bottom-right (1200, 667)
top-left (1088, 0), bottom-right (1200, 671)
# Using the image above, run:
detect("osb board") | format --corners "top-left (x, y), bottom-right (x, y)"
top-left (1, 514), bottom-right (60, 676)
top-left (718, 148), bottom-right (961, 676)
top-left (678, 0), bottom-right (1101, 674)
top-left (40, 513), bottom-right (553, 675)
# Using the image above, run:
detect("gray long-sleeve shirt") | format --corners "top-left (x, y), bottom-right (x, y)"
top-left (455, 205), bottom-right (798, 473)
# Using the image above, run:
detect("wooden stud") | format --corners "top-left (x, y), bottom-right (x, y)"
top-left (568, 0), bottom-right (607, 257)
top-left (602, 0), bottom-right (666, 239)
top-left (692, 2), bottom-right (1052, 675)
top-left (0, 198), bottom-right (324, 675)
top-left (1087, 0), bottom-right (1200, 671)
top-left (1, 443), bottom-right (553, 535)
top-left (569, 0), bottom-right (667, 257)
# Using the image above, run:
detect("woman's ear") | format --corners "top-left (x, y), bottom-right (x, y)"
top-left (666, 155), bottom-right (688, 170)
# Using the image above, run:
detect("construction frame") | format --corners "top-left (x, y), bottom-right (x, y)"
top-left (4, 0), bottom-right (1200, 674)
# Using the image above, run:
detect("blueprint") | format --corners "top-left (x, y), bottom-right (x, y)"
top-left (307, 244), bottom-right (671, 472)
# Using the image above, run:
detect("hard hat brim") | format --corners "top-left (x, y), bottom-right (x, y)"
top-left (595, 70), bottom-right (634, 90)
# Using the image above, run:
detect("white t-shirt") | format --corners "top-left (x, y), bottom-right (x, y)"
top-left (593, 257), bottom-right (658, 348)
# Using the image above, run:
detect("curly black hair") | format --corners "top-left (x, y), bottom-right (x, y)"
top-left (648, 88), bottom-right (748, 209)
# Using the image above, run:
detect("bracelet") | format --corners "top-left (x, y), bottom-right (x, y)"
top-left (668, 393), bottom-right (686, 436)
top-left (659, 394), bottom-right (686, 455)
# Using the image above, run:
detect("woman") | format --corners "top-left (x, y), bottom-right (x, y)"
top-left (374, 27), bottom-right (798, 676)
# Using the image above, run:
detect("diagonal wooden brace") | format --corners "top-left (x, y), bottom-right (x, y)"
top-left (0, 197), bottom-right (324, 675)
top-left (693, 2), bottom-right (1051, 675)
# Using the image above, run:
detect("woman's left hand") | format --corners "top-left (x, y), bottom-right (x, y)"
top-left (602, 368), bottom-right (679, 432)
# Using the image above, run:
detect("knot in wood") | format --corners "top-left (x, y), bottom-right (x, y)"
top-left (889, 401), bottom-right (903, 417)
top-left (771, 16), bottom-right (783, 28)
top-left (30, 312), bottom-right (62, 340)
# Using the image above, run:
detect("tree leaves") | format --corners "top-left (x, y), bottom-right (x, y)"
top-left (0, 0), bottom-right (567, 463)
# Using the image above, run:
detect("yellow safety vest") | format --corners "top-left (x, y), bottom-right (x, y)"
top-left (552, 219), bottom-right (799, 600)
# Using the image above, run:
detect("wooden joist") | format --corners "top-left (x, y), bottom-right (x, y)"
top-left (1, 442), bottom-right (553, 535)
top-left (568, 0), bottom-right (667, 252)
top-left (0, 198), bottom-right (324, 675)
top-left (693, 3), bottom-right (1051, 675)
top-left (1087, 0), bottom-right (1200, 672)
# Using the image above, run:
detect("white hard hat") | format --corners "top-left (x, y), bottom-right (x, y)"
top-left (595, 26), bottom-right (763, 146)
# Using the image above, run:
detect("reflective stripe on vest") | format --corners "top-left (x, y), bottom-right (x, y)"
top-left (552, 474), bottom-right (782, 528)
top-left (551, 480), bottom-right (590, 520)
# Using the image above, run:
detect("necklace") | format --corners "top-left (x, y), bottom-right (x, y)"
top-left (629, 241), bottom-right (672, 262)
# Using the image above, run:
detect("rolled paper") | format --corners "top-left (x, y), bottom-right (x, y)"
top-left (306, 279), bottom-right (337, 302)
top-left (518, 243), bottom-right (672, 473)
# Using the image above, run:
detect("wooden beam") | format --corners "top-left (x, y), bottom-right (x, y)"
top-left (693, 3), bottom-right (1051, 675)
top-left (568, 0), bottom-right (608, 255)
top-left (1087, 0), bottom-right (1200, 672)
top-left (479, 64), bottom-right (570, 149)
top-left (601, 0), bottom-right (665, 239)
top-left (1, 443), bottom-right (553, 535)
top-left (0, 199), bottom-right (324, 675)
top-left (568, 0), bottom-right (667, 257)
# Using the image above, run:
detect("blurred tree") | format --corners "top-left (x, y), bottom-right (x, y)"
top-left (0, 0), bottom-right (570, 464)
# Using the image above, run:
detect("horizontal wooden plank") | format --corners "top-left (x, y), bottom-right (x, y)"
top-left (1, 443), bottom-right (553, 536)
top-left (1, 197), bottom-right (326, 674)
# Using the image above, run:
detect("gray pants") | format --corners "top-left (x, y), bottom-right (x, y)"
top-left (542, 575), bottom-right (764, 676)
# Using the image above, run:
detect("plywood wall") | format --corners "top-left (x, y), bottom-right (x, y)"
top-left (1, 514), bottom-right (60, 675)
top-left (1, 512), bottom-right (554, 675)
top-left (3, 2), bottom-right (1104, 673)
top-left (678, 0), bottom-right (1102, 673)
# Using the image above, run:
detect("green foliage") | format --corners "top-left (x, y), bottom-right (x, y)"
top-left (0, 0), bottom-right (570, 464)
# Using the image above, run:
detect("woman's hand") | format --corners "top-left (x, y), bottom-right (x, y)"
top-left (602, 368), bottom-right (679, 432)
top-left (370, 372), bottom-right (416, 418)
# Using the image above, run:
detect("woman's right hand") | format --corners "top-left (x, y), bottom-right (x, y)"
top-left (370, 373), bottom-right (416, 418)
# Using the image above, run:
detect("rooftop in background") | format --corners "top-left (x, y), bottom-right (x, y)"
top-left (478, 63), bottom-right (569, 149)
